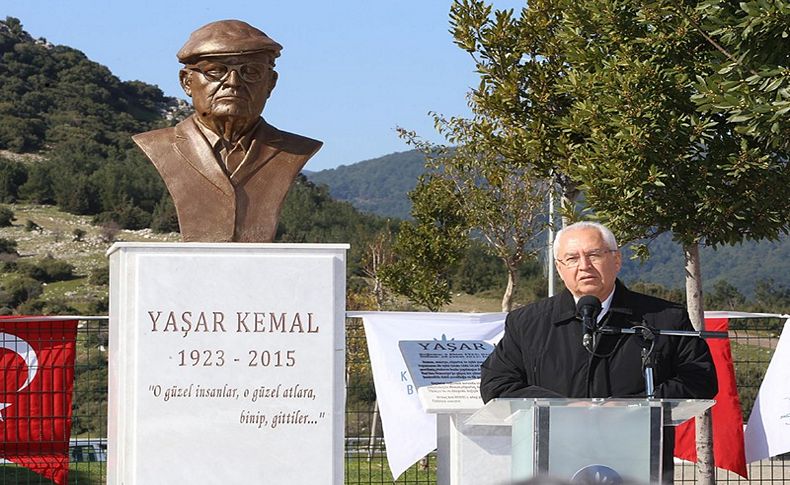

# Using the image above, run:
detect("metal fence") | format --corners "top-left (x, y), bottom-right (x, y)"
top-left (1, 316), bottom-right (787, 484)
top-left (673, 320), bottom-right (790, 484)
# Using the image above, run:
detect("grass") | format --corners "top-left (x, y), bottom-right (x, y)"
top-left (0, 462), bottom-right (105, 485)
top-left (443, 292), bottom-right (504, 313)
top-left (731, 340), bottom-right (774, 417)
top-left (0, 455), bottom-right (435, 485)
top-left (347, 455), bottom-right (437, 484)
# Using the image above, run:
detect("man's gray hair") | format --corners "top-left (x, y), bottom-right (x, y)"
top-left (553, 221), bottom-right (619, 259)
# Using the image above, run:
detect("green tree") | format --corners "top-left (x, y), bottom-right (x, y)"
top-left (705, 280), bottom-right (746, 311)
top-left (0, 157), bottom-right (28, 202)
top-left (20, 255), bottom-right (75, 282)
top-left (451, 242), bottom-right (506, 295)
top-left (557, 1), bottom-right (790, 480)
top-left (380, 176), bottom-right (468, 310)
top-left (400, 125), bottom-right (550, 311)
top-left (150, 195), bottom-right (180, 233)
top-left (93, 198), bottom-right (152, 230)
top-left (0, 275), bottom-right (43, 308)
top-left (691, 0), bottom-right (789, 152)
top-left (18, 162), bottom-right (55, 204)
top-left (752, 278), bottom-right (790, 313)
top-left (387, 0), bottom-right (572, 309)
top-left (629, 281), bottom-right (686, 305)
top-left (449, 0), bottom-right (577, 215)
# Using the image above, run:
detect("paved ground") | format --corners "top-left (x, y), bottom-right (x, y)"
top-left (730, 330), bottom-right (779, 350)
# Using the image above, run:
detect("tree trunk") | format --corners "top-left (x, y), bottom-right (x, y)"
top-left (684, 243), bottom-right (715, 485)
top-left (547, 187), bottom-right (556, 297)
top-left (502, 264), bottom-right (517, 312)
top-left (547, 184), bottom-right (576, 296)
top-left (559, 178), bottom-right (579, 228)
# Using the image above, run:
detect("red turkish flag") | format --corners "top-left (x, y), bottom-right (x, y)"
top-left (674, 317), bottom-right (748, 478)
top-left (0, 317), bottom-right (78, 485)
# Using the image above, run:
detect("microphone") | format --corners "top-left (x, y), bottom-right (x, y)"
top-left (576, 295), bottom-right (602, 351)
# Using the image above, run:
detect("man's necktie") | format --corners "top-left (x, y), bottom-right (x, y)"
top-left (222, 143), bottom-right (245, 174)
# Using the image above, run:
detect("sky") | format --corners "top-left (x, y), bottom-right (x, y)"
top-left (4, 0), bottom-right (524, 171)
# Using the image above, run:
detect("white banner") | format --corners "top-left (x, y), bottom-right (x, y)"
top-left (744, 317), bottom-right (790, 463)
top-left (351, 311), bottom-right (506, 480)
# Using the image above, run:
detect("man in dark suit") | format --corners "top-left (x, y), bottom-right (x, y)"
top-left (480, 221), bottom-right (717, 482)
top-left (133, 20), bottom-right (322, 242)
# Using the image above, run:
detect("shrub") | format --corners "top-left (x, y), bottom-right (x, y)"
top-left (93, 204), bottom-right (151, 230)
top-left (0, 237), bottom-right (18, 256)
top-left (20, 255), bottom-right (75, 282)
top-left (86, 296), bottom-right (109, 314)
top-left (89, 265), bottom-right (109, 286)
top-left (17, 297), bottom-right (78, 315)
top-left (0, 275), bottom-right (43, 308)
top-left (98, 222), bottom-right (120, 243)
top-left (0, 206), bottom-right (14, 227)
top-left (150, 196), bottom-right (179, 233)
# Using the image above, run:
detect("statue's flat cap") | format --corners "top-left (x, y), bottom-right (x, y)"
top-left (177, 20), bottom-right (282, 62)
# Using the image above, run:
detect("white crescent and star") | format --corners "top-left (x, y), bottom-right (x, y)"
top-left (0, 332), bottom-right (39, 421)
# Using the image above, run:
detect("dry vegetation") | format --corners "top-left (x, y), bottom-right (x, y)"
top-left (0, 204), bottom-right (178, 314)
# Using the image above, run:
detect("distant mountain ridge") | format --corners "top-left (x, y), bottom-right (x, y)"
top-left (306, 150), bottom-right (426, 220)
top-left (618, 233), bottom-right (789, 297)
top-left (307, 149), bottom-right (790, 297)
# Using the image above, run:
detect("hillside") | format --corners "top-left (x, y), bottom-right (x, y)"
top-left (1, 15), bottom-right (787, 307)
top-left (0, 17), bottom-right (186, 153)
top-left (306, 147), bottom-right (790, 299)
top-left (619, 233), bottom-right (790, 298)
top-left (306, 150), bottom-right (425, 220)
top-left (0, 17), bottom-right (192, 232)
top-left (0, 204), bottom-right (178, 314)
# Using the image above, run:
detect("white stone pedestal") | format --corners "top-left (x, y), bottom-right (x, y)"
top-left (107, 243), bottom-right (347, 484)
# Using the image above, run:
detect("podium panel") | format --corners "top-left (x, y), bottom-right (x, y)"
top-left (107, 243), bottom-right (347, 485)
top-left (442, 398), bottom-right (713, 485)
top-left (534, 405), bottom-right (659, 482)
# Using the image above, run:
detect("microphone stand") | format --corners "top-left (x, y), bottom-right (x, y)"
top-left (598, 325), bottom-right (728, 398)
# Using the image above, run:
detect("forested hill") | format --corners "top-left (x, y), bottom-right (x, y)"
top-left (0, 17), bottom-right (393, 278)
top-left (0, 17), bottom-right (186, 153)
top-left (618, 233), bottom-right (790, 298)
top-left (0, 17), bottom-right (389, 255)
top-left (0, 17), bottom-right (190, 231)
top-left (306, 146), bottom-right (790, 298)
top-left (306, 150), bottom-right (425, 220)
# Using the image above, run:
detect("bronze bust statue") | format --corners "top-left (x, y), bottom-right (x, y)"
top-left (133, 20), bottom-right (322, 242)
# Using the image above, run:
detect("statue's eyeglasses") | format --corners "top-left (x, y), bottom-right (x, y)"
top-left (556, 249), bottom-right (617, 268)
top-left (186, 61), bottom-right (270, 84)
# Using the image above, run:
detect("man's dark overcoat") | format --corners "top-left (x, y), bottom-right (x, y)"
top-left (480, 280), bottom-right (717, 401)
top-left (133, 114), bottom-right (321, 242)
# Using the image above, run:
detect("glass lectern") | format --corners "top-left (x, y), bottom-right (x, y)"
top-left (435, 398), bottom-right (714, 485)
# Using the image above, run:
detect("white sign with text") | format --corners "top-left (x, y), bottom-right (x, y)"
top-left (108, 243), bottom-right (347, 484)
top-left (399, 338), bottom-right (494, 412)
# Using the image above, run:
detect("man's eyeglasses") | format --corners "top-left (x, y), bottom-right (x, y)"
top-left (186, 61), bottom-right (270, 84)
top-left (556, 249), bottom-right (617, 268)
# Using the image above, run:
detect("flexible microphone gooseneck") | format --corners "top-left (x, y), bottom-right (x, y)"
top-left (576, 295), bottom-right (602, 351)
